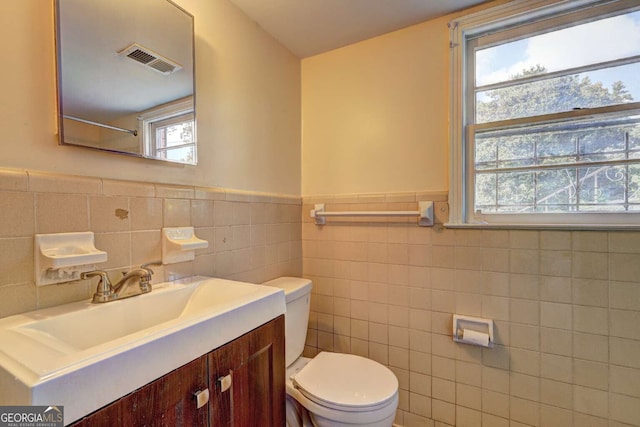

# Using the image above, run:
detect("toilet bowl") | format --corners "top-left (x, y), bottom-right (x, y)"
top-left (263, 277), bottom-right (399, 427)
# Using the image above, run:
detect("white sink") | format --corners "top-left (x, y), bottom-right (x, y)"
top-left (0, 276), bottom-right (285, 425)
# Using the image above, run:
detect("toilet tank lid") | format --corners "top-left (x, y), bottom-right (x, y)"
top-left (263, 277), bottom-right (312, 303)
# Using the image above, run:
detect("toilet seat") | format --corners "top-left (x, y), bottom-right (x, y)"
top-left (292, 352), bottom-right (398, 412)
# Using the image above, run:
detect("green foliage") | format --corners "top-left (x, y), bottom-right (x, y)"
top-left (477, 65), bottom-right (633, 123)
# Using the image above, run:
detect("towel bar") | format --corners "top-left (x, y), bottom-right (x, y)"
top-left (310, 201), bottom-right (433, 226)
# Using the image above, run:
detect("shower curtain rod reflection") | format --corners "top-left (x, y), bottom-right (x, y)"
top-left (63, 115), bottom-right (138, 136)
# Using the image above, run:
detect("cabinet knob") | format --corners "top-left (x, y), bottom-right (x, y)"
top-left (193, 388), bottom-right (210, 409)
top-left (217, 372), bottom-right (232, 392)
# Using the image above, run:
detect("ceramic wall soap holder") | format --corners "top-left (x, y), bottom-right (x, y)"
top-left (162, 227), bottom-right (209, 264)
top-left (35, 232), bottom-right (108, 286)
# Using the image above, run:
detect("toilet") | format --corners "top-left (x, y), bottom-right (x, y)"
top-left (263, 277), bottom-right (399, 427)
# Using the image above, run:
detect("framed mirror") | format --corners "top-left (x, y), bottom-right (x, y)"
top-left (55, 0), bottom-right (196, 164)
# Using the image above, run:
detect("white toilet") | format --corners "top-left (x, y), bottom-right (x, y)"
top-left (264, 277), bottom-right (399, 427)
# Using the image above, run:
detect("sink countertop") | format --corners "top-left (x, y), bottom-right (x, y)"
top-left (0, 276), bottom-right (286, 424)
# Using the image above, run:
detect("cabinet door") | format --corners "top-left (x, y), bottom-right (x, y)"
top-left (209, 315), bottom-right (285, 427)
top-left (71, 356), bottom-right (209, 427)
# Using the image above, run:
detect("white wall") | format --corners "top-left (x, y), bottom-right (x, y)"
top-left (301, 16), bottom-right (451, 196)
top-left (0, 0), bottom-right (301, 195)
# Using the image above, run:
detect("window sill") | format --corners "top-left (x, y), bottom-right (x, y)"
top-left (444, 222), bottom-right (640, 231)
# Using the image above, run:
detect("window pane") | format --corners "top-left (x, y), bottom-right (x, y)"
top-left (630, 125), bottom-right (640, 151)
top-left (156, 120), bottom-right (195, 148)
top-left (476, 10), bottom-right (640, 87)
top-left (475, 173), bottom-right (497, 209)
top-left (579, 126), bottom-right (626, 156)
top-left (156, 146), bottom-right (195, 163)
top-left (475, 136), bottom-right (497, 166)
top-left (476, 134), bottom-right (537, 170)
top-left (630, 165), bottom-right (640, 204)
top-left (476, 165), bottom-right (640, 213)
top-left (498, 135), bottom-right (535, 168)
top-left (476, 63), bottom-right (640, 123)
top-left (537, 132), bottom-right (576, 160)
top-left (536, 168), bottom-right (577, 211)
top-left (578, 165), bottom-right (627, 210)
top-left (497, 171), bottom-right (535, 211)
top-left (476, 115), bottom-right (640, 169)
top-left (474, 115), bottom-right (640, 214)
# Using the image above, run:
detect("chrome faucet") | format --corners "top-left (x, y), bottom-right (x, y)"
top-left (81, 261), bottom-right (162, 303)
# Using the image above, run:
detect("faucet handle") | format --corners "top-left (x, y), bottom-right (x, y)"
top-left (81, 270), bottom-right (117, 303)
top-left (81, 270), bottom-right (111, 285)
top-left (139, 261), bottom-right (161, 294)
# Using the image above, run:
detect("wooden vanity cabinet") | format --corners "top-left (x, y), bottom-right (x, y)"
top-left (70, 357), bottom-right (209, 427)
top-left (209, 313), bottom-right (285, 426)
top-left (70, 315), bottom-right (285, 427)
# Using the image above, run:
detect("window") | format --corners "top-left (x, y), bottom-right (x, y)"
top-left (139, 97), bottom-right (196, 165)
top-left (149, 112), bottom-right (196, 164)
top-left (450, 0), bottom-right (640, 227)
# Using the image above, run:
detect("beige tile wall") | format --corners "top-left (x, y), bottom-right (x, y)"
top-left (0, 168), bottom-right (302, 319)
top-left (302, 192), bottom-right (640, 427)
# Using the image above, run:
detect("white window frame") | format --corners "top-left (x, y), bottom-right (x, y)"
top-left (449, 0), bottom-right (640, 229)
top-left (138, 97), bottom-right (196, 165)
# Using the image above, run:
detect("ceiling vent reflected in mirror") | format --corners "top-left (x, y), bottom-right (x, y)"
top-left (118, 43), bottom-right (182, 75)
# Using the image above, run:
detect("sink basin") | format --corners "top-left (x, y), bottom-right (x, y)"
top-left (0, 276), bottom-right (285, 424)
top-left (15, 278), bottom-right (270, 352)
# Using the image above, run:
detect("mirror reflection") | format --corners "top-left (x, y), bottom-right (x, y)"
top-left (56, 0), bottom-right (196, 164)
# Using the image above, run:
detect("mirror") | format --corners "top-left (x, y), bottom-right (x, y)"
top-left (55, 0), bottom-right (196, 164)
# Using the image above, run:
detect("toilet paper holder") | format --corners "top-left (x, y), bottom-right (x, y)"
top-left (453, 314), bottom-right (494, 348)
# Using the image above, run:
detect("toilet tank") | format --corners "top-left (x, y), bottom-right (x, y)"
top-left (262, 277), bottom-right (312, 367)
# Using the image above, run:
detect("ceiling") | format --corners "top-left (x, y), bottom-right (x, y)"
top-left (228, 0), bottom-right (492, 58)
